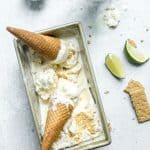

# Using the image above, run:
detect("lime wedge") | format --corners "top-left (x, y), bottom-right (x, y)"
top-left (105, 53), bottom-right (125, 79)
top-left (125, 39), bottom-right (149, 64)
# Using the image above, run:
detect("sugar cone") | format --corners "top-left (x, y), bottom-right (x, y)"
top-left (7, 26), bottom-right (61, 60)
top-left (42, 103), bottom-right (73, 150)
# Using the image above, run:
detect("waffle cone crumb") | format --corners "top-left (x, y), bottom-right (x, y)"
top-left (75, 112), bottom-right (96, 134)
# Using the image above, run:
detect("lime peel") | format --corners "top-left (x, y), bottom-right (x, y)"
top-left (125, 39), bottom-right (149, 64)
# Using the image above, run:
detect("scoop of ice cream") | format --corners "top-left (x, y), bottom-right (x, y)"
top-left (57, 62), bottom-right (81, 75)
top-left (56, 78), bottom-right (80, 99)
top-left (33, 68), bottom-right (58, 101)
top-left (60, 50), bottom-right (78, 69)
top-left (65, 90), bottom-right (97, 143)
top-left (50, 40), bottom-right (69, 64)
top-left (55, 62), bottom-right (82, 83)
top-left (50, 92), bottom-right (73, 111)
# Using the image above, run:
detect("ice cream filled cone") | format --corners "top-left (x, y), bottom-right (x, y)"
top-left (42, 103), bottom-right (73, 150)
top-left (6, 26), bottom-right (61, 60)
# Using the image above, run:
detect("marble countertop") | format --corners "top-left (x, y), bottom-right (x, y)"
top-left (0, 0), bottom-right (150, 150)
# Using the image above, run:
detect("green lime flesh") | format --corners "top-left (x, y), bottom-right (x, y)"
top-left (105, 53), bottom-right (125, 79)
top-left (125, 39), bottom-right (149, 64)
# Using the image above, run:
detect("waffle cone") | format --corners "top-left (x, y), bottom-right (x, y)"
top-left (7, 26), bottom-right (61, 60)
top-left (42, 103), bottom-right (73, 150)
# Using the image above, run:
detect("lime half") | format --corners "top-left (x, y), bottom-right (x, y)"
top-left (105, 53), bottom-right (125, 79)
top-left (125, 39), bottom-right (149, 64)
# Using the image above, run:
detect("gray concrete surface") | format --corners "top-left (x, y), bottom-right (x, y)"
top-left (0, 0), bottom-right (150, 150)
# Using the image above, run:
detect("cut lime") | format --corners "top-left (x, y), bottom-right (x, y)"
top-left (105, 53), bottom-right (125, 79)
top-left (125, 39), bottom-right (149, 64)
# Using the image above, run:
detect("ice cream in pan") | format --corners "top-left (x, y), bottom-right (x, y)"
top-left (7, 27), bottom-right (104, 150)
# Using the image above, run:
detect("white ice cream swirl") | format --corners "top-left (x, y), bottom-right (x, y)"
top-left (60, 50), bottom-right (78, 69)
top-left (50, 40), bottom-right (69, 64)
top-left (33, 68), bottom-right (58, 101)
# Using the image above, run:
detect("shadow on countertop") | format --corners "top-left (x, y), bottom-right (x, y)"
top-left (24, 0), bottom-right (46, 10)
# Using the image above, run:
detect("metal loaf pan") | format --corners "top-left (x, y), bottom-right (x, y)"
top-left (13, 22), bottom-right (111, 149)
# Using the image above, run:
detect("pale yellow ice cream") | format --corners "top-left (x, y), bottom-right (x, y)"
top-left (33, 68), bottom-right (58, 101)
top-left (30, 38), bottom-right (104, 149)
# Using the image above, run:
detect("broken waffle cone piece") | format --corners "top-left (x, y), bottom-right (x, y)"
top-left (124, 80), bottom-right (150, 123)
top-left (6, 26), bottom-right (60, 60)
top-left (42, 103), bottom-right (73, 150)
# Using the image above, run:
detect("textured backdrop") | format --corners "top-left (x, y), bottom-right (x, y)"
top-left (0, 0), bottom-right (150, 150)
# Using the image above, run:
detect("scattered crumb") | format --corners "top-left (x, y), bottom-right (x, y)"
top-left (75, 112), bottom-right (96, 134)
top-left (120, 34), bottom-right (123, 37)
top-left (140, 40), bottom-right (144, 43)
top-left (89, 34), bottom-right (92, 38)
top-left (107, 122), bottom-right (112, 131)
top-left (80, 8), bottom-right (83, 10)
top-left (104, 90), bottom-right (109, 94)
top-left (87, 40), bottom-right (91, 44)
top-left (102, 5), bottom-right (120, 28)
top-left (88, 26), bottom-right (92, 29)
top-left (132, 118), bottom-right (135, 120)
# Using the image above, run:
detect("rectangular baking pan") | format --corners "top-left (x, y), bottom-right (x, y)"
top-left (13, 22), bottom-right (111, 149)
